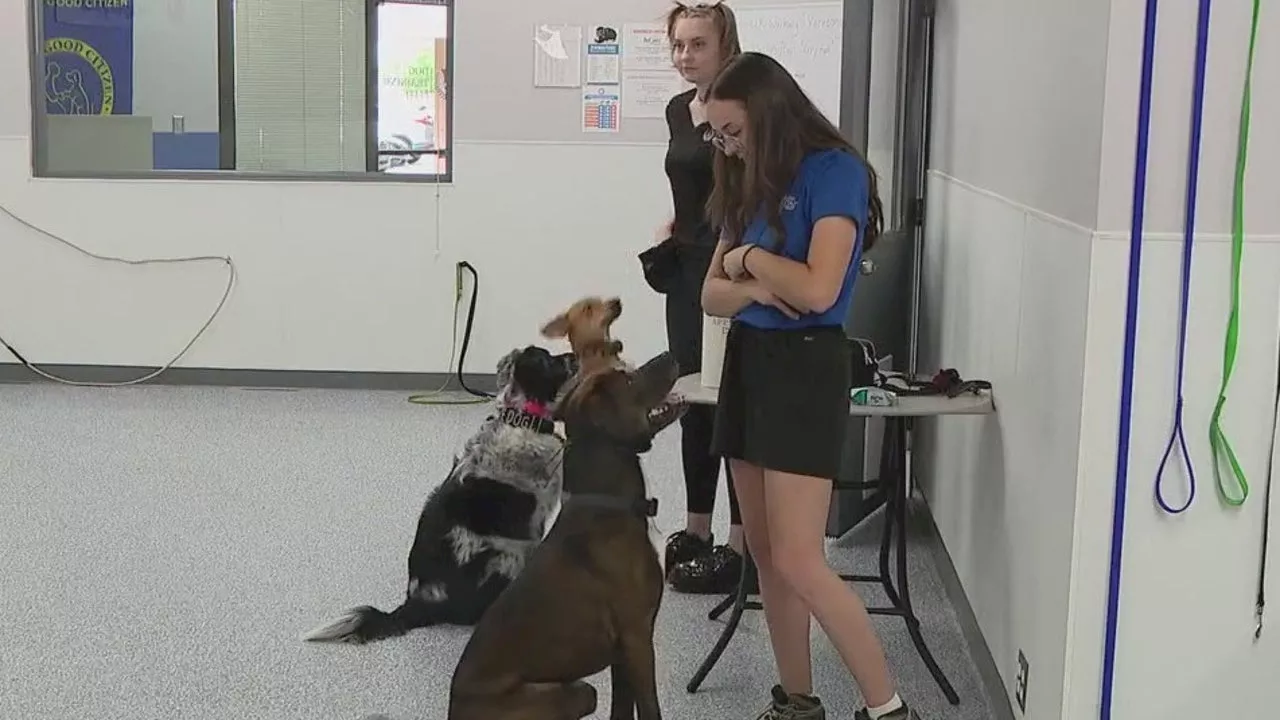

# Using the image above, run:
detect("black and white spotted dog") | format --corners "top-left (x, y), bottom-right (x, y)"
top-left (303, 345), bottom-right (577, 644)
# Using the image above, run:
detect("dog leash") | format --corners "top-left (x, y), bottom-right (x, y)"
top-left (1208, 0), bottom-right (1261, 509)
top-left (409, 261), bottom-right (493, 405)
top-left (1153, 0), bottom-right (1213, 515)
top-left (1100, 0), bottom-right (1160, 713)
top-left (879, 368), bottom-right (991, 399)
top-left (1257, 336), bottom-right (1278, 640)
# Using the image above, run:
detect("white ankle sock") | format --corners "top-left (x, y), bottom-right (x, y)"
top-left (867, 694), bottom-right (904, 719)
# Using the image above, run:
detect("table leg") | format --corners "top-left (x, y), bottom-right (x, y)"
top-left (840, 418), bottom-right (899, 606)
top-left (687, 549), bottom-right (760, 693)
top-left (886, 418), bottom-right (960, 706)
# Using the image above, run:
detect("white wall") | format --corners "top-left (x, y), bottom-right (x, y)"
top-left (1064, 1), bottom-right (1280, 719)
top-left (927, 0), bottom-right (1113, 230)
top-left (919, 175), bottom-right (1093, 719)
top-left (0, 0), bottom-right (672, 374)
top-left (918, 0), bottom-right (1111, 717)
top-left (924, 0), bottom-right (1280, 717)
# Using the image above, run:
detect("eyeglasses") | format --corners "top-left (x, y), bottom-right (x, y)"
top-left (676, 1), bottom-right (724, 10)
top-left (702, 126), bottom-right (741, 152)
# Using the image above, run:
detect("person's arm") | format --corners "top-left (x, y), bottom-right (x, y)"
top-left (654, 214), bottom-right (674, 244)
top-left (730, 152), bottom-right (869, 314)
top-left (654, 95), bottom-right (684, 244)
top-left (703, 236), bottom-right (801, 319)
top-left (738, 219), bottom-right (856, 313)
top-left (701, 236), bottom-right (757, 318)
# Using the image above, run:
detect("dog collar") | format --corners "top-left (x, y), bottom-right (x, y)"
top-left (495, 404), bottom-right (556, 435)
top-left (563, 493), bottom-right (658, 518)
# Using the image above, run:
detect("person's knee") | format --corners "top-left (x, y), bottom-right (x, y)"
top-left (741, 526), bottom-right (771, 562)
top-left (769, 542), bottom-right (829, 599)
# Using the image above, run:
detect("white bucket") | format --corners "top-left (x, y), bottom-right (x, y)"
top-left (700, 315), bottom-right (732, 389)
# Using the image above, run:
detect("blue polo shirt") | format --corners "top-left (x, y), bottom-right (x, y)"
top-left (734, 148), bottom-right (870, 330)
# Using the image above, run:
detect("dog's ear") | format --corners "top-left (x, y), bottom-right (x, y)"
top-left (540, 313), bottom-right (570, 339)
top-left (494, 348), bottom-right (523, 391)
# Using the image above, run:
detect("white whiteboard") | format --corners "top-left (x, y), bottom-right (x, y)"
top-left (735, 2), bottom-right (844, 125)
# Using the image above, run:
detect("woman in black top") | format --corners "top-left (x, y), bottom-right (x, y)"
top-left (656, 1), bottom-right (744, 595)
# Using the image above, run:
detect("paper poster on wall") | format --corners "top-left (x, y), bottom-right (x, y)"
top-left (623, 23), bottom-right (672, 72)
top-left (585, 25), bottom-right (621, 84)
top-left (533, 24), bottom-right (583, 88)
top-left (735, 3), bottom-right (843, 124)
top-left (582, 85), bottom-right (621, 132)
top-left (621, 71), bottom-right (686, 119)
top-left (41, 1), bottom-right (135, 115)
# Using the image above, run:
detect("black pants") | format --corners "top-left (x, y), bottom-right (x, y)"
top-left (664, 243), bottom-right (741, 526)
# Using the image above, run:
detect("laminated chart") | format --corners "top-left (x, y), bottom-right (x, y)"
top-left (582, 85), bottom-right (620, 132)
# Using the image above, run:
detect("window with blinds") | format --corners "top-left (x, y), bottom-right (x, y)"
top-left (232, 0), bottom-right (368, 173)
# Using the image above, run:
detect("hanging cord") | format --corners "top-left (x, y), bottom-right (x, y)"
top-left (1258, 325), bottom-right (1278, 640)
top-left (1208, 0), bottom-right (1261, 508)
top-left (1100, 0), bottom-right (1160, 714)
top-left (1154, 0), bottom-right (1214, 514)
top-left (407, 261), bottom-right (493, 405)
top-left (0, 203), bottom-right (235, 387)
top-left (1235, 0), bottom-right (1267, 639)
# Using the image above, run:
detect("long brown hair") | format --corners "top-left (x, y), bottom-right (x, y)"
top-left (664, 2), bottom-right (742, 68)
top-left (705, 51), bottom-right (884, 252)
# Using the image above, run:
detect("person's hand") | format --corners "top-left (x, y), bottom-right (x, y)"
top-left (722, 244), bottom-right (755, 280)
top-left (653, 217), bottom-right (674, 245)
top-left (744, 280), bottom-right (800, 319)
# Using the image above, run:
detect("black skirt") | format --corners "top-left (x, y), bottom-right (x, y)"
top-left (711, 322), bottom-right (851, 480)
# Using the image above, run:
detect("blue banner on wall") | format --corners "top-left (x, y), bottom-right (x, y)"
top-left (41, 0), bottom-right (135, 115)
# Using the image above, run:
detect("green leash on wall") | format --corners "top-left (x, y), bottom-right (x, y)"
top-left (1207, 0), bottom-right (1261, 508)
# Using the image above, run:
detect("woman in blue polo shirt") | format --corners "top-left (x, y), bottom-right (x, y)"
top-left (701, 52), bottom-right (918, 720)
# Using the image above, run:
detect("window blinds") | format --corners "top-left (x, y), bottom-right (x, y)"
top-left (233, 0), bottom-right (366, 172)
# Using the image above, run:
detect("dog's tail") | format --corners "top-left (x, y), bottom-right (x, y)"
top-left (301, 599), bottom-right (442, 645)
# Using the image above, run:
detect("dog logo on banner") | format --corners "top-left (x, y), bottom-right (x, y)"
top-left (43, 37), bottom-right (115, 115)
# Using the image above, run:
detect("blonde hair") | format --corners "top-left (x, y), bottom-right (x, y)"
top-left (664, 2), bottom-right (742, 67)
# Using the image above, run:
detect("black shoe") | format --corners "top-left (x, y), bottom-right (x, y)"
top-left (664, 530), bottom-right (712, 574)
top-left (756, 685), bottom-right (826, 719)
top-left (668, 544), bottom-right (743, 594)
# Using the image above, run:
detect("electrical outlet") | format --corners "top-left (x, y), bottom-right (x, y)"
top-left (1015, 649), bottom-right (1030, 713)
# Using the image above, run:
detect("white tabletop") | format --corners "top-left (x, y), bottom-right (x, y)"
top-left (673, 373), bottom-right (995, 418)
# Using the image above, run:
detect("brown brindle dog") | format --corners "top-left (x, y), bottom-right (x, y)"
top-left (446, 303), bottom-right (685, 720)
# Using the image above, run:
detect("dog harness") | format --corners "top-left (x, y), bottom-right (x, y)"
top-left (563, 492), bottom-right (658, 519)
top-left (493, 401), bottom-right (556, 435)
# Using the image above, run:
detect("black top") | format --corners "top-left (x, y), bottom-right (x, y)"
top-left (664, 89), bottom-right (717, 247)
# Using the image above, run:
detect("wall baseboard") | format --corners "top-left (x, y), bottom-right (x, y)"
top-left (0, 363), bottom-right (499, 392)
top-left (908, 496), bottom-right (1018, 720)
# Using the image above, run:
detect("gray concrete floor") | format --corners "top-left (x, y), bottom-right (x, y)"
top-left (0, 384), bottom-right (995, 720)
